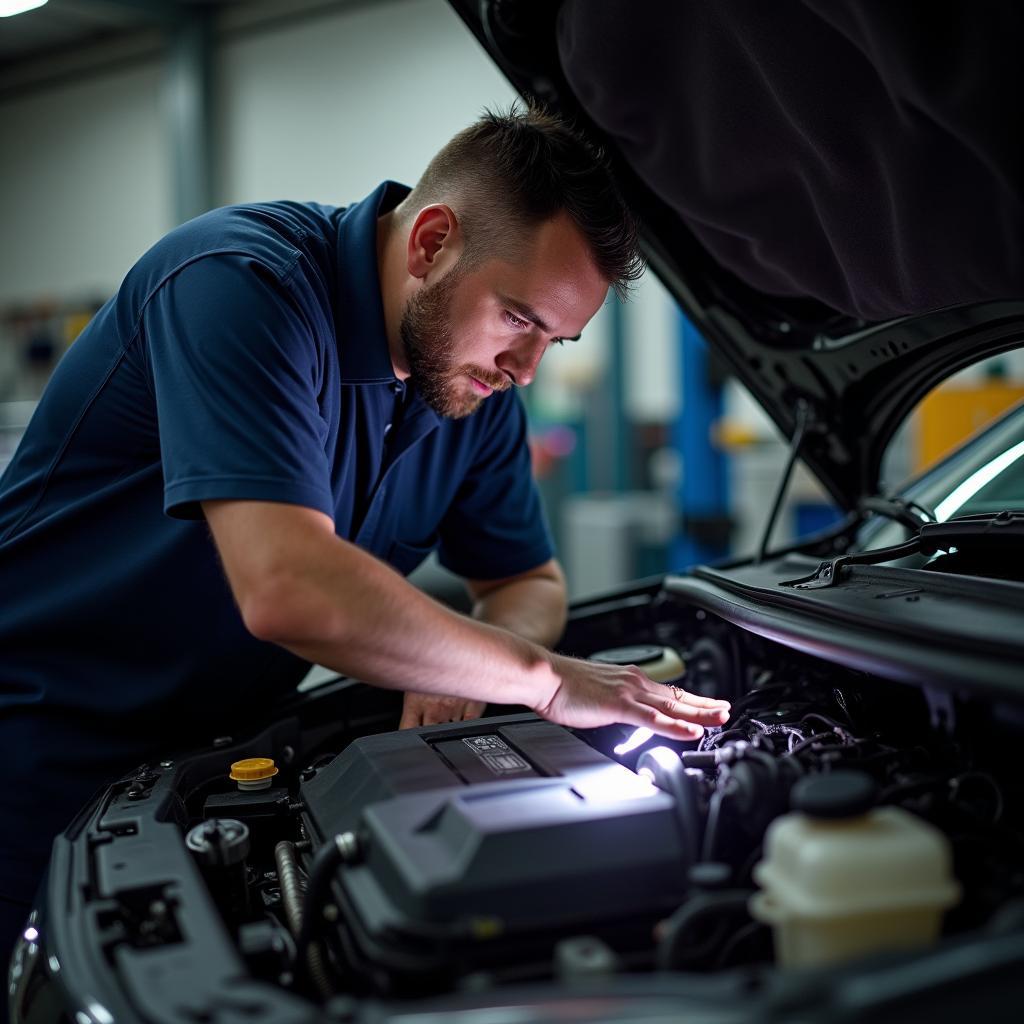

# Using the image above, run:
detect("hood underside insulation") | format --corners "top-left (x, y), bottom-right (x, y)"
top-left (557, 0), bottom-right (1024, 321)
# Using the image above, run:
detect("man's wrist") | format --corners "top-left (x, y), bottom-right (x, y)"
top-left (492, 625), bottom-right (561, 712)
top-left (522, 644), bottom-right (565, 716)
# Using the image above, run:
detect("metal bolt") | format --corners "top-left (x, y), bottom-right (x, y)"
top-left (335, 831), bottom-right (360, 863)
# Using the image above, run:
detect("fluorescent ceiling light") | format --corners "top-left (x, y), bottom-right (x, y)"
top-left (0, 0), bottom-right (48, 16)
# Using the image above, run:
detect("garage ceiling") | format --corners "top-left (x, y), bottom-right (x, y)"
top-left (0, 2), bottom-right (229, 65)
top-left (0, 0), bottom-right (366, 99)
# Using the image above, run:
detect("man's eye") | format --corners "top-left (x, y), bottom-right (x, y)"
top-left (503, 310), bottom-right (529, 330)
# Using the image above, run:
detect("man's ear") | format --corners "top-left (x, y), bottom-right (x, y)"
top-left (406, 204), bottom-right (461, 279)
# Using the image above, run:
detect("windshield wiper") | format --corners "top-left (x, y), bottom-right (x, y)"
top-left (857, 495), bottom-right (936, 532)
top-left (782, 510), bottom-right (1024, 589)
top-left (756, 485), bottom-right (938, 567)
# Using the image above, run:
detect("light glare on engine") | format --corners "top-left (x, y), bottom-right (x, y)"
top-left (614, 727), bottom-right (653, 755)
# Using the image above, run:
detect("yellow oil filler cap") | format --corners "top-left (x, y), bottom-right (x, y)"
top-left (229, 757), bottom-right (279, 791)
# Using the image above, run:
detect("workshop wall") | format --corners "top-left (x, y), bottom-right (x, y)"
top-left (0, 64), bottom-right (169, 308)
top-left (0, 0), bottom-right (521, 305)
top-left (217, 0), bottom-right (515, 207)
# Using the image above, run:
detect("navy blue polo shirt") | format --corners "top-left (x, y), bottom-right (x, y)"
top-left (0, 181), bottom-right (552, 898)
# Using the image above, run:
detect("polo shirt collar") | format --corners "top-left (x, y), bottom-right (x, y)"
top-left (334, 180), bottom-right (411, 383)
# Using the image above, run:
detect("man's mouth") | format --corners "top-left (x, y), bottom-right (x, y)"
top-left (468, 375), bottom-right (494, 396)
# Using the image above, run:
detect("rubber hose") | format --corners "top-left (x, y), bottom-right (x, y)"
top-left (274, 840), bottom-right (334, 999)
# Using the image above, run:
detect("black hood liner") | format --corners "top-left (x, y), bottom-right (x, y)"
top-left (557, 0), bottom-right (1024, 322)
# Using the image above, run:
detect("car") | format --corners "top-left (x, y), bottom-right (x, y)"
top-left (9, 2), bottom-right (1024, 1022)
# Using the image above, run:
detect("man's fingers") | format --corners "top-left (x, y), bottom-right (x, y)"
top-left (673, 689), bottom-right (731, 711)
top-left (399, 706), bottom-right (423, 730)
top-left (632, 685), bottom-right (730, 721)
top-left (628, 669), bottom-right (730, 712)
top-left (400, 691), bottom-right (434, 729)
top-left (622, 687), bottom-right (731, 740)
top-left (634, 675), bottom-right (730, 710)
top-left (639, 710), bottom-right (704, 741)
top-left (609, 697), bottom-right (706, 741)
top-left (637, 692), bottom-right (730, 725)
top-left (403, 693), bottom-right (485, 727)
top-left (421, 701), bottom-right (453, 725)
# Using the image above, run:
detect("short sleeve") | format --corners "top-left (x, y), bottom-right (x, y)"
top-left (142, 254), bottom-right (334, 521)
top-left (437, 390), bottom-right (554, 580)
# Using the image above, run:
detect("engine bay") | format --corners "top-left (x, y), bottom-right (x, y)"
top-left (13, 580), bottom-right (1024, 1023)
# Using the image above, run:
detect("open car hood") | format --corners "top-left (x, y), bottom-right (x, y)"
top-left (450, 0), bottom-right (1024, 509)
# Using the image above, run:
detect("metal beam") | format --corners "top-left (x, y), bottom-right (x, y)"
top-left (587, 296), bottom-right (630, 493)
top-left (164, 4), bottom-right (213, 223)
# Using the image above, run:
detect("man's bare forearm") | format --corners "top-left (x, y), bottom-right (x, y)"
top-left (204, 500), bottom-right (558, 709)
top-left (268, 548), bottom-right (556, 708)
top-left (471, 575), bottom-right (567, 649)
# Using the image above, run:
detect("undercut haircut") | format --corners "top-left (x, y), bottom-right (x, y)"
top-left (401, 103), bottom-right (644, 298)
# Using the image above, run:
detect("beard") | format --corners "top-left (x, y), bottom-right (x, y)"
top-left (399, 264), bottom-right (510, 419)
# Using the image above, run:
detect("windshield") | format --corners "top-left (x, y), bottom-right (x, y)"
top-left (859, 398), bottom-right (1024, 553)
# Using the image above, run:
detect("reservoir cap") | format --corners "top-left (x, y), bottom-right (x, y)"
top-left (791, 771), bottom-right (878, 819)
top-left (230, 757), bottom-right (279, 786)
top-left (591, 645), bottom-right (666, 666)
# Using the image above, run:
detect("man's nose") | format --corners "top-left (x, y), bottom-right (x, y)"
top-left (496, 334), bottom-right (547, 387)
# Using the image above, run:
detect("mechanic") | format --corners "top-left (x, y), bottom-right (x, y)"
top-left (0, 106), bottom-right (730, 971)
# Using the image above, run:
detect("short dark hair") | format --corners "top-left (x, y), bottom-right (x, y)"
top-left (402, 103), bottom-right (643, 298)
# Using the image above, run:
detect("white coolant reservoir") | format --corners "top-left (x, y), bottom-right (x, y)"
top-left (590, 645), bottom-right (684, 682)
top-left (750, 771), bottom-right (960, 968)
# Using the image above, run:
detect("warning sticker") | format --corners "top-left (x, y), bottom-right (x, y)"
top-left (462, 735), bottom-right (531, 775)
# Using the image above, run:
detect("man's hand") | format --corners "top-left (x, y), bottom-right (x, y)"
top-left (400, 691), bottom-right (487, 729)
top-left (536, 653), bottom-right (730, 741)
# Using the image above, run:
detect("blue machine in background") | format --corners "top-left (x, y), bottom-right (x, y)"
top-left (670, 313), bottom-right (730, 570)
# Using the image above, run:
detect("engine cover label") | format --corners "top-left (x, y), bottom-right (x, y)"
top-left (461, 735), bottom-right (532, 775)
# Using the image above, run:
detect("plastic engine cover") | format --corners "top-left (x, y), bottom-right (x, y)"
top-left (300, 715), bottom-right (690, 978)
